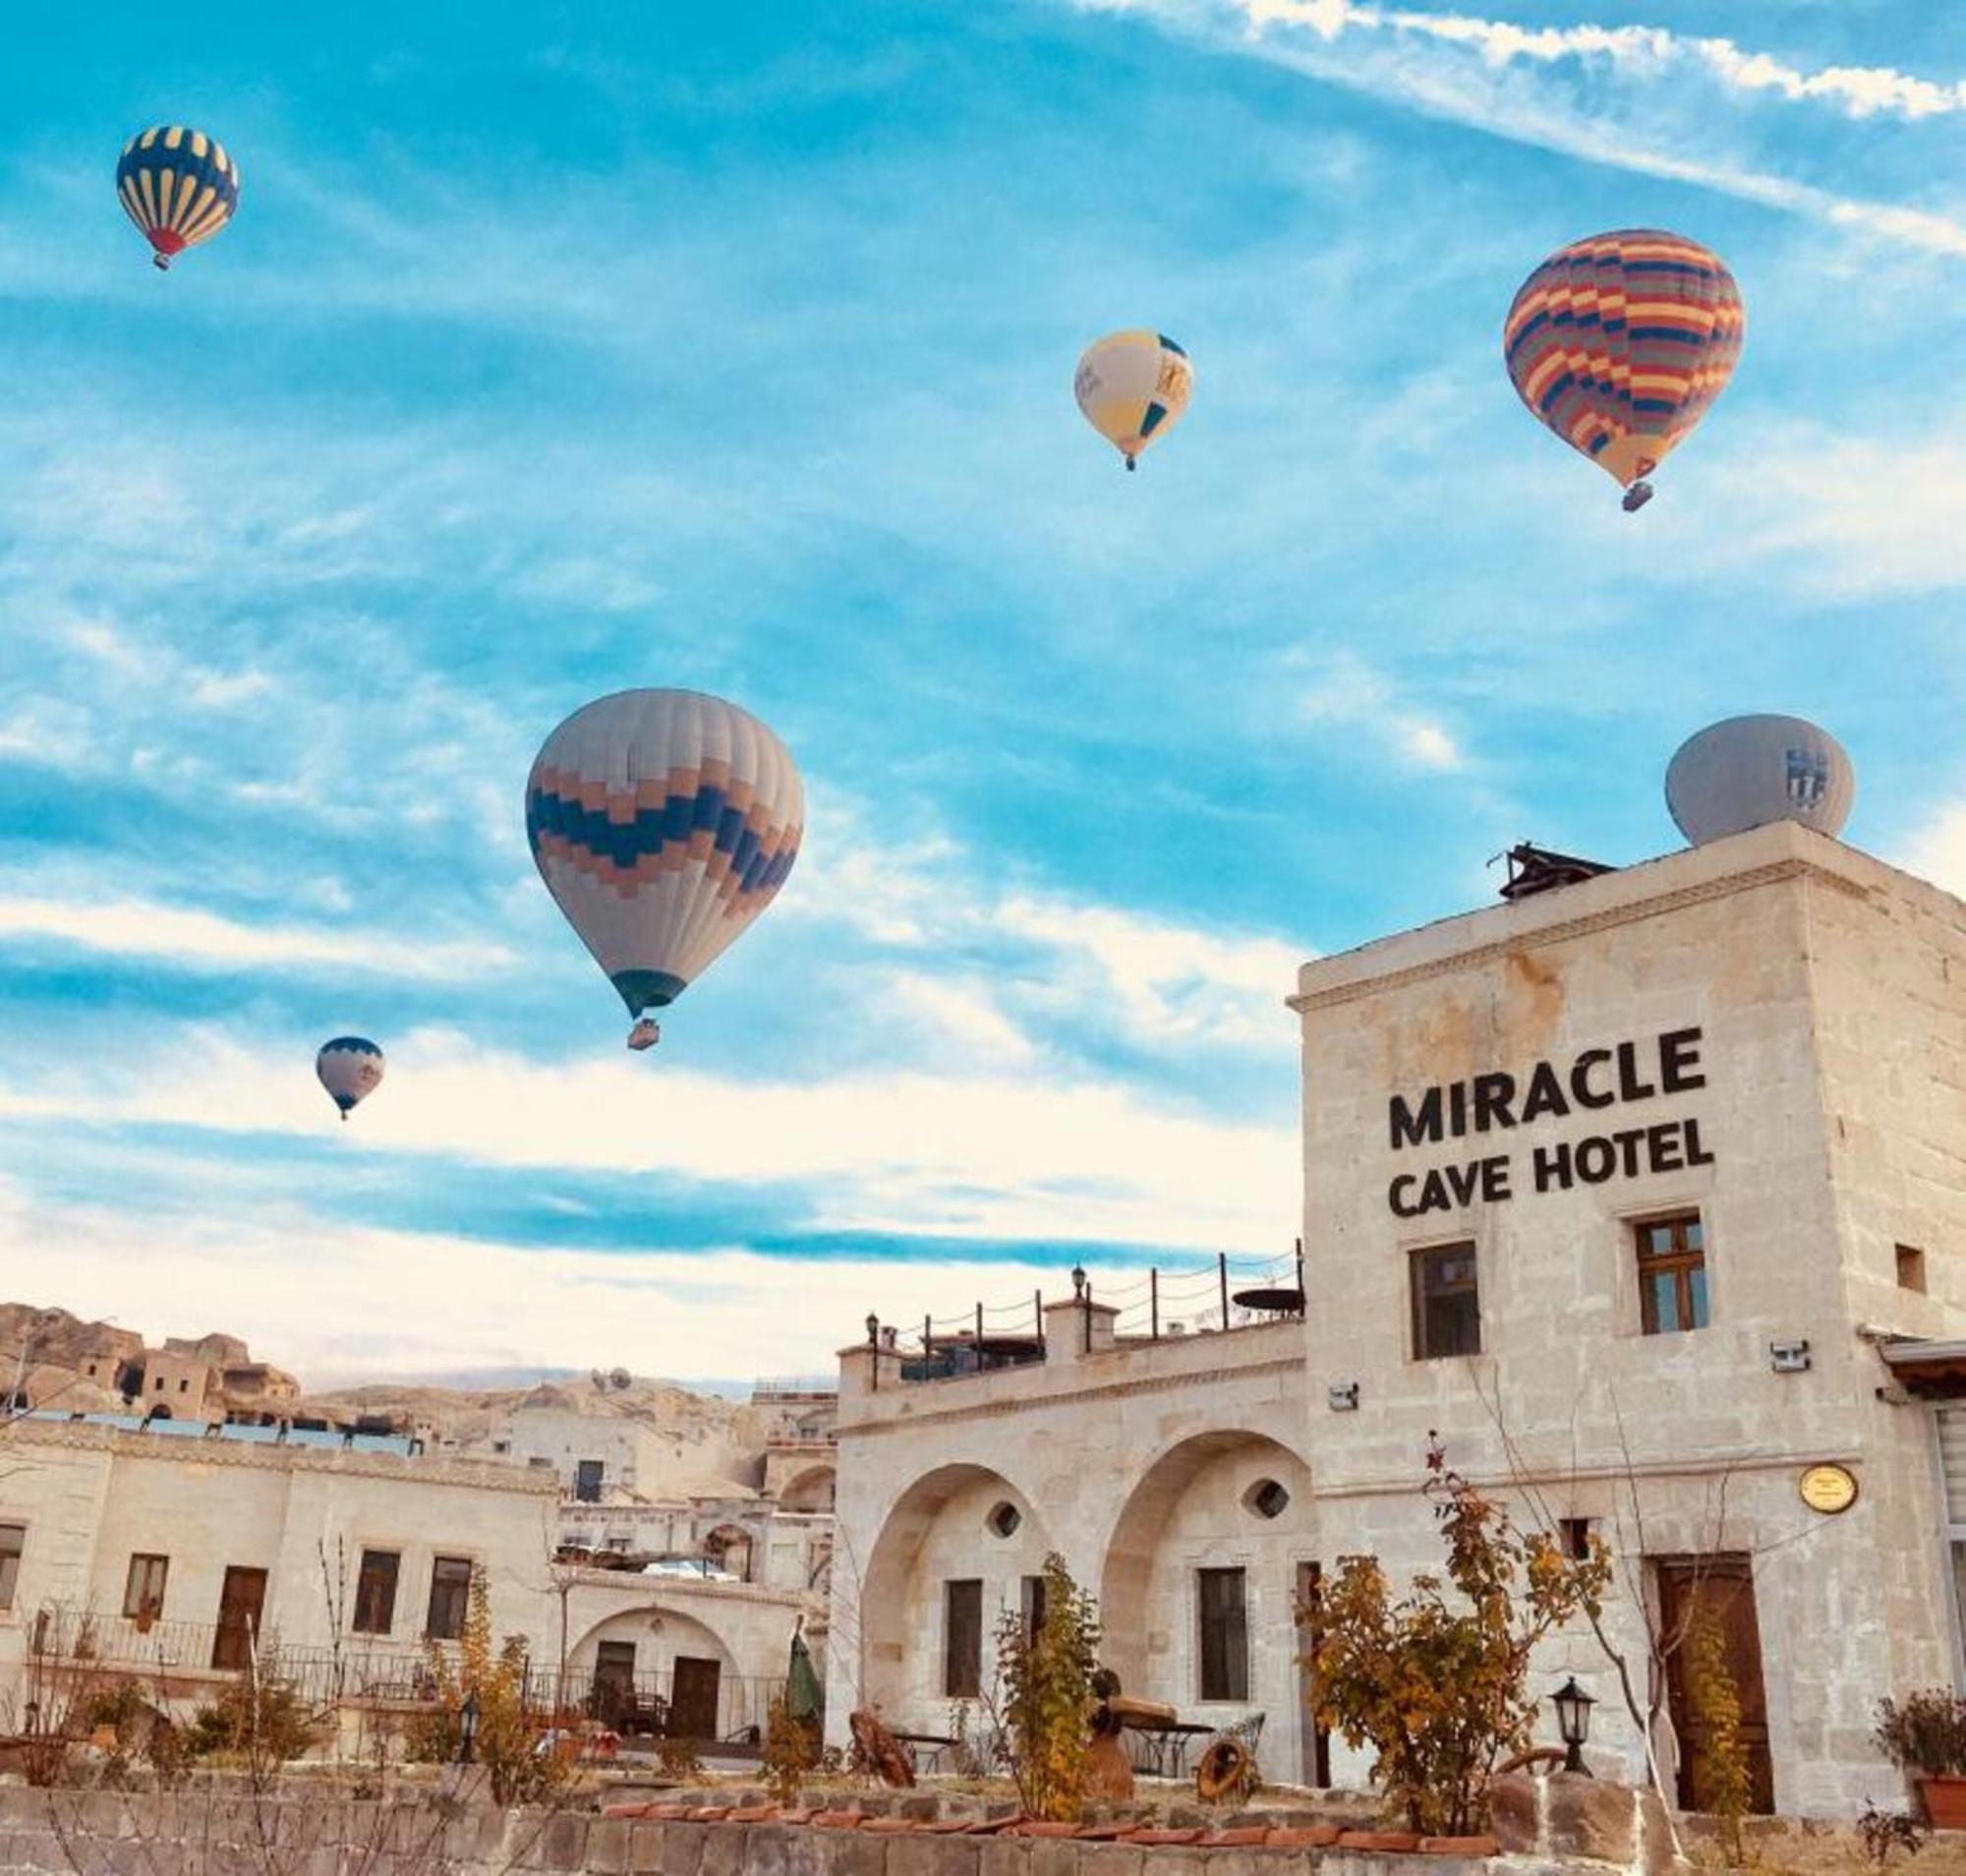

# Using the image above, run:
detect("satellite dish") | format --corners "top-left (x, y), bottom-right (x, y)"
top-left (608, 1367), bottom-right (632, 1391)
top-left (589, 1369), bottom-right (607, 1392)
top-left (1665, 715), bottom-right (1854, 848)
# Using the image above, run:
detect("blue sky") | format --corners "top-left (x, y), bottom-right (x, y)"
top-left (0, 0), bottom-right (1962, 1382)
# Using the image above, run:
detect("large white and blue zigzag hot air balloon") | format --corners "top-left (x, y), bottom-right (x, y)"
top-left (317, 1036), bottom-right (385, 1121)
top-left (525, 689), bottom-right (804, 1051)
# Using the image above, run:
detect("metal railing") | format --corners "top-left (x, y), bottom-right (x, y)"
top-left (866, 1247), bottom-right (1306, 1387)
top-left (28, 1607), bottom-right (788, 1737)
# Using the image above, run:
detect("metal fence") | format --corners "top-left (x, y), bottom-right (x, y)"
top-left (29, 1606), bottom-right (791, 1739)
top-left (868, 1247), bottom-right (1306, 1385)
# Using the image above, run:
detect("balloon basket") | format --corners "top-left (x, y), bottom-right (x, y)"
top-left (1124, 457), bottom-right (1136, 472)
top-left (152, 253), bottom-right (171, 272)
top-left (1621, 480), bottom-right (1654, 513)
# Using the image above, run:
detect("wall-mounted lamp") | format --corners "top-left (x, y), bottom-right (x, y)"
top-left (1769, 1338), bottom-right (1812, 1374)
top-left (457, 1690), bottom-right (481, 1766)
top-left (1327, 1381), bottom-right (1359, 1412)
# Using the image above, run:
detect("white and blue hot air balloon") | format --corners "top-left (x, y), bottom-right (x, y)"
top-left (525, 689), bottom-right (804, 1050)
top-left (1665, 714), bottom-right (1854, 848)
top-left (316, 1036), bottom-right (385, 1121)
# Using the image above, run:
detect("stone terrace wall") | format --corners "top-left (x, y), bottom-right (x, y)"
top-left (0, 1783), bottom-right (1607, 1876)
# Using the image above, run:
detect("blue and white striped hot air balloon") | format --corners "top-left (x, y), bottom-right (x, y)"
top-left (116, 125), bottom-right (240, 271)
top-left (317, 1036), bottom-right (385, 1122)
top-left (525, 690), bottom-right (804, 1051)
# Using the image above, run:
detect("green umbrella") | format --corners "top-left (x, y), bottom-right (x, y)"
top-left (785, 1624), bottom-right (823, 1725)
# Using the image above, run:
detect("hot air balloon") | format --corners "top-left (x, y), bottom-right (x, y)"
top-left (525, 689), bottom-right (804, 1050)
top-left (116, 126), bottom-right (239, 271)
top-left (1665, 715), bottom-right (1853, 847)
top-left (1075, 330), bottom-right (1192, 470)
top-left (317, 1036), bottom-right (385, 1122)
top-left (1503, 230), bottom-right (1742, 511)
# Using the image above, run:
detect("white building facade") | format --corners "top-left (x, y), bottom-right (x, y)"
top-left (828, 822), bottom-right (1966, 1818)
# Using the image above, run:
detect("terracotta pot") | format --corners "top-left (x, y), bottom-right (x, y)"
top-left (1920, 1776), bottom-right (1966, 1832)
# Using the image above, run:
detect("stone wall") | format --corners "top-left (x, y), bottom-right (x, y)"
top-left (0, 1781), bottom-right (1601, 1876)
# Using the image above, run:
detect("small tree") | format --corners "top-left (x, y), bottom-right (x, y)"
top-left (404, 1568), bottom-right (571, 1808)
top-left (763, 1695), bottom-right (821, 1803)
top-left (1684, 1607), bottom-right (1751, 1861)
top-left (1310, 1438), bottom-right (1611, 1836)
top-left (987, 1553), bottom-right (1101, 1822)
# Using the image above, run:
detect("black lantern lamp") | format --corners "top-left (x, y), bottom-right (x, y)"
top-left (1070, 1264), bottom-right (1087, 1299)
top-left (865, 1313), bottom-right (880, 1348)
top-left (1551, 1676), bottom-right (1594, 1775)
top-left (458, 1690), bottom-right (481, 1765)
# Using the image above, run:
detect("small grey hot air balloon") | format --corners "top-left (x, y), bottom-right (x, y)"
top-left (316, 1036), bottom-right (385, 1121)
top-left (1665, 715), bottom-right (1853, 847)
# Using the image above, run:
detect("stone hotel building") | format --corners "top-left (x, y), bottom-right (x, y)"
top-left (827, 819), bottom-right (1966, 1817)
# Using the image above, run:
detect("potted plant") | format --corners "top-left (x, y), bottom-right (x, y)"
top-left (1876, 1690), bottom-right (1966, 1828)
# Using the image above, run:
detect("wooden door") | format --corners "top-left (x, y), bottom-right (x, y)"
top-left (1295, 1561), bottom-right (1332, 1787)
top-left (593, 1640), bottom-right (637, 1728)
top-left (670, 1655), bottom-right (722, 1740)
top-left (212, 1567), bottom-right (267, 1671)
top-left (1656, 1555), bottom-right (1775, 1814)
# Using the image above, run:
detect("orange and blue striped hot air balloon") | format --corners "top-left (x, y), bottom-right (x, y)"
top-left (116, 126), bottom-right (240, 271)
top-left (1503, 229), bottom-right (1743, 512)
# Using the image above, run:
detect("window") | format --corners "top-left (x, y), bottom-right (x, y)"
top-left (1197, 1567), bottom-right (1249, 1702)
top-left (1021, 1573), bottom-right (1048, 1639)
top-left (574, 1459), bottom-right (605, 1503)
top-left (1411, 1244), bottom-right (1480, 1359)
top-left (1638, 1214), bottom-right (1709, 1334)
top-left (987, 1501), bottom-right (1021, 1539)
top-left (1898, 1245), bottom-right (1928, 1295)
top-left (1245, 1479), bottom-right (1291, 1520)
top-left (0, 1523), bottom-right (23, 1611)
top-left (1559, 1518), bottom-right (1593, 1561)
top-left (426, 1555), bottom-right (473, 1640)
top-left (353, 1550), bottom-right (401, 1635)
top-left (944, 1579), bottom-right (983, 1698)
top-left (123, 1554), bottom-right (169, 1619)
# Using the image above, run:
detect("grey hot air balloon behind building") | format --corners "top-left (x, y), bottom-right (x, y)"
top-left (1665, 715), bottom-right (1855, 847)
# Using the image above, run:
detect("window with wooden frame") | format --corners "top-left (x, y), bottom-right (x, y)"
top-left (1020, 1572), bottom-right (1048, 1640)
top-left (1197, 1566), bottom-right (1249, 1702)
top-left (1637, 1213), bottom-right (1709, 1334)
top-left (123, 1554), bottom-right (169, 1620)
top-left (352, 1550), bottom-right (401, 1635)
top-left (1410, 1243), bottom-right (1481, 1359)
top-left (426, 1555), bottom-right (473, 1640)
top-left (944, 1579), bottom-right (983, 1698)
top-left (0, 1523), bottom-right (24, 1611)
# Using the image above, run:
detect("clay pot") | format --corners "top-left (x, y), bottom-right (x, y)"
top-left (1921, 1776), bottom-right (1966, 1832)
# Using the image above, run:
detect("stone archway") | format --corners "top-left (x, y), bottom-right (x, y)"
top-left (567, 1605), bottom-right (740, 1737)
top-left (704, 1522), bottom-right (758, 1583)
top-left (779, 1464), bottom-right (836, 1513)
top-left (857, 1462), bottom-right (1051, 1727)
top-left (1098, 1431), bottom-right (1318, 1782)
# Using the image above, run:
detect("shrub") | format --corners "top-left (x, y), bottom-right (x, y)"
top-left (1684, 1608), bottom-right (1751, 1860)
top-left (1858, 1801), bottom-right (1928, 1868)
top-left (1309, 1437), bottom-right (1611, 1836)
top-left (990, 1553), bottom-right (1101, 1822)
top-left (1876, 1692), bottom-right (1966, 1778)
top-left (763, 1696), bottom-right (821, 1803)
top-left (185, 1674), bottom-right (322, 1764)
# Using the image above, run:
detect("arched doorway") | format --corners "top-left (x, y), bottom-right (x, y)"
top-left (569, 1606), bottom-right (739, 1740)
top-left (1099, 1432), bottom-right (1320, 1785)
top-left (857, 1463), bottom-right (1051, 1729)
top-left (703, 1523), bottom-right (757, 1583)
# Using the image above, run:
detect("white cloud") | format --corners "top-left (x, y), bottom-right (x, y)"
top-left (0, 894), bottom-right (515, 982)
top-left (0, 1026), bottom-right (1299, 1257)
top-left (0, 1174), bottom-right (1083, 1382)
top-left (1899, 801), bottom-right (1966, 900)
top-left (1296, 649), bottom-right (1470, 774)
top-left (1237, 3), bottom-right (1966, 123)
top-left (1076, 0), bottom-right (1966, 256)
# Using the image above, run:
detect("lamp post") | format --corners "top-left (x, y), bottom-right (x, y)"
top-left (458, 1690), bottom-right (481, 1766)
top-left (1070, 1264), bottom-right (1086, 1298)
top-left (1551, 1676), bottom-right (1594, 1775)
